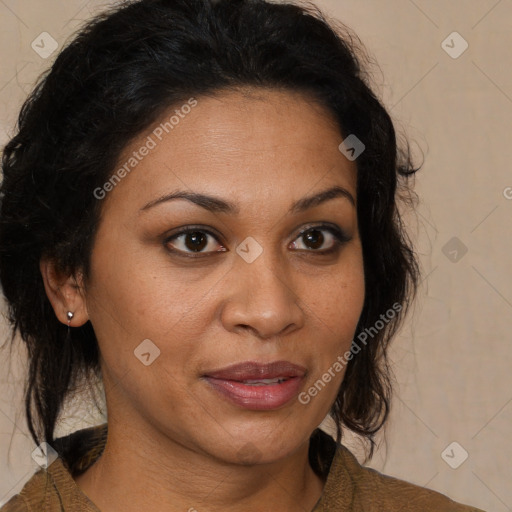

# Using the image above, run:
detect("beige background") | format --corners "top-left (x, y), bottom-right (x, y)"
top-left (1, 0), bottom-right (511, 510)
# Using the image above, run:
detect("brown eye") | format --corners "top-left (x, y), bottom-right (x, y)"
top-left (291, 225), bottom-right (349, 253)
top-left (164, 223), bottom-right (350, 259)
top-left (165, 228), bottom-right (226, 256)
top-left (302, 229), bottom-right (324, 250)
top-left (182, 231), bottom-right (208, 252)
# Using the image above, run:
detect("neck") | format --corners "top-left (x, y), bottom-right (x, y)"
top-left (74, 417), bottom-right (326, 512)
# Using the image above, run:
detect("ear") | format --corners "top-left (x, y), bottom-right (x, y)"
top-left (39, 258), bottom-right (89, 327)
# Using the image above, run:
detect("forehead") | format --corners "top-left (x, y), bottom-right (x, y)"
top-left (102, 88), bottom-right (357, 215)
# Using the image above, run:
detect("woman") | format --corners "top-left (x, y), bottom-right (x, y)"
top-left (0, 0), bottom-right (486, 510)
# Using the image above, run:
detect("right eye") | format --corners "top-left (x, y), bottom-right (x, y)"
top-left (164, 227), bottom-right (227, 258)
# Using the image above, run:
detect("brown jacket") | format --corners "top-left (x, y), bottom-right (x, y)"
top-left (1, 423), bottom-right (486, 511)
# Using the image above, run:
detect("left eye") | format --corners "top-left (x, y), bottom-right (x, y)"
top-left (164, 225), bottom-right (349, 257)
top-left (290, 226), bottom-right (346, 252)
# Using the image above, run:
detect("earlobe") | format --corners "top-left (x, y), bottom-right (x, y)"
top-left (39, 258), bottom-right (89, 327)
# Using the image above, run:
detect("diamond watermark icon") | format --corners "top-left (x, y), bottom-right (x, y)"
top-left (236, 442), bottom-right (263, 464)
top-left (441, 32), bottom-right (468, 59)
top-left (503, 186), bottom-right (512, 200)
top-left (338, 134), bottom-right (365, 161)
top-left (31, 442), bottom-right (58, 468)
top-left (441, 441), bottom-right (468, 469)
top-left (31, 32), bottom-right (59, 59)
top-left (236, 237), bottom-right (263, 263)
top-left (442, 236), bottom-right (468, 263)
top-left (134, 338), bottom-right (161, 366)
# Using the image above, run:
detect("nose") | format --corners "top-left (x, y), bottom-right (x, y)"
top-left (219, 247), bottom-right (305, 340)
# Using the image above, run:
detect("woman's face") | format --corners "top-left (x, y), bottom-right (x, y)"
top-left (83, 88), bottom-right (365, 464)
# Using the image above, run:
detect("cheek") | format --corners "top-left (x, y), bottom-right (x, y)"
top-left (85, 240), bottom-right (216, 387)
top-left (86, 238), bottom-right (189, 334)
top-left (303, 247), bottom-right (365, 378)
top-left (302, 263), bottom-right (364, 408)
top-left (84, 252), bottom-right (202, 418)
top-left (307, 247), bottom-right (365, 334)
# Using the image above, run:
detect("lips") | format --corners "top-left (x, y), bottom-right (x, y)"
top-left (202, 360), bottom-right (307, 410)
top-left (203, 360), bottom-right (307, 382)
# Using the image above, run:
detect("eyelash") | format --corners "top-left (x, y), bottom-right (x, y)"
top-left (163, 223), bottom-right (351, 259)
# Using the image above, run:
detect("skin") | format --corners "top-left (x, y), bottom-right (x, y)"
top-left (41, 87), bottom-right (365, 512)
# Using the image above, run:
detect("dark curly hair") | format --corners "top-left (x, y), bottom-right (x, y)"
top-left (0, 0), bottom-right (420, 461)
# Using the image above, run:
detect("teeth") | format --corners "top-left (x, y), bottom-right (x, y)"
top-left (242, 378), bottom-right (287, 385)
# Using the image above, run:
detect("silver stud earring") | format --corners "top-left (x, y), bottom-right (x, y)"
top-left (66, 312), bottom-right (75, 341)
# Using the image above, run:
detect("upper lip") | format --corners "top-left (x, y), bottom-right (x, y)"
top-left (204, 360), bottom-right (307, 381)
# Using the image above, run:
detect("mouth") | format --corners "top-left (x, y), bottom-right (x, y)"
top-left (203, 360), bottom-right (307, 381)
top-left (202, 360), bottom-right (306, 410)
top-left (237, 377), bottom-right (289, 386)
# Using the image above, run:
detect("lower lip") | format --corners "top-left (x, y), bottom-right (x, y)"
top-left (203, 376), bottom-right (304, 410)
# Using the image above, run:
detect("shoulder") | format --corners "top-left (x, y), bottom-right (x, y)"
top-left (0, 455), bottom-right (100, 512)
top-left (1, 423), bottom-right (107, 512)
top-left (1, 494), bottom-right (29, 512)
top-left (337, 443), bottom-right (486, 511)
top-left (312, 428), bottom-right (486, 512)
top-left (0, 466), bottom-right (54, 512)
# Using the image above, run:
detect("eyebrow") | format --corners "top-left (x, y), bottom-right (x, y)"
top-left (140, 185), bottom-right (355, 215)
